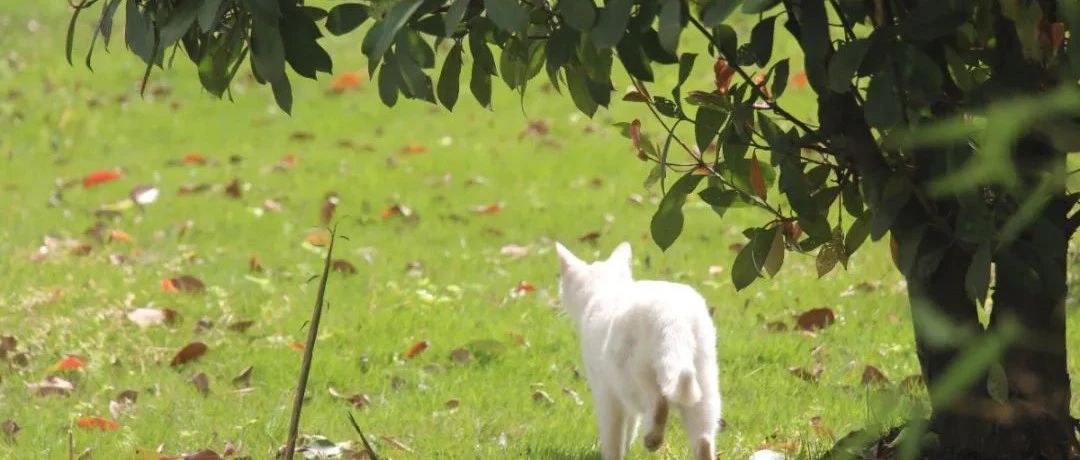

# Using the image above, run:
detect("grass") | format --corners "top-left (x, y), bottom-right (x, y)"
top-left (0, 3), bottom-right (1077, 459)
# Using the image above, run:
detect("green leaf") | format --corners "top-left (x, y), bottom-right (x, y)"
top-left (641, 28), bottom-right (679, 63)
top-left (198, 0), bottom-right (226, 32)
top-left (731, 240), bottom-right (758, 290)
top-left (749, 16), bottom-right (775, 67)
top-left (282, 3), bottom-right (333, 79)
top-left (558, 0), bottom-right (597, 31)
top-left (125, 0), bottom-right (156, 65)
top-left (763, 226), bottom-right (785, 277)
top-left (841, 180), bottom-right (864, 217)
top-left (701, 0), bottom-right (741, 27)
top-left (653, 97), bottom-right (680, 118)
top-left (711, 24), bottom-right (738, 60)
top-left (445, 0), bottom-right (469, 36)
top-left (816, 241), bottom-right (841, 277)
top-left (868, 175), bottom-right (911, 240)
top-left (650, 173), bottom-right (704, 250)
top-left (468, 21), bottom-right (497, 75)
top-left (470, 60), bottom-right (493, 108)
top-left (770, 58), bottom-right (789, 99)
top-left (159, 0), bottom-right (201, 48)
top-left (270, 74), bottom-right (293, 114)
top-left (827, 38), bottom-right (870, 93)
top-left (378, 55), bottom-right (401, 107)
top-left (592, 0), bottom-right (633, 49)
top-left (396, 47), bottom-right (435, 103)
top-left (250, 14), bottom-right (287, 83)
top-left (844, 214), bottom-right (870, 255)
top-left (369, 0), bottom-right (423, 62)
top-left (658, 0), bottom-right (683, 54)
top-left (243, 0), bottom-right (281, 22)
top-left (675, 52), bottom-right (697, 88)
top-left (698, 187), bottom-right (738, 208)
top-left (565, 65), bottom-right (597, 116)
top-left (438, 43), bottom-right (463, 110)
top-left (326, 4), bottom-right (370, 36)
top-left (484, 0), bottom-right (529, 34)
top-left (616, 31), bottom-right (654, 81)
top-left (864, 70), bottom-right (902, 129)
top-left (799, 0), bottom-right (829, 93)
top-left (741, 0), bottom-right (780, 14)
top-left (966, 243), bottom-right (991, 305)
top-left (695, 107), bottom-right (726, 153)
top-left (749, 226), bottom-right (779, 275)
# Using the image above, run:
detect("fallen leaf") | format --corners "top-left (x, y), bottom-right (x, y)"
top-left (2, 419), bottom-right (19, 442)
top-left (227, 320), bottom-right (255, 333)
top-left (445, 399), bottom-right (461, 409)
top-left (861, 365), bottom-right (890, 386)
top-left (328, 71), bottom-right (364, 93)
top-left (191, 373), bottom-right (210, 396)
top-left (248, 256), bottom-right (263, 273)
top-left (130, 185), bottom-right (160, 205)
top-left (398, 142), bottom-right (427, 155)
top-left (471, 202), bottom-right (504, 215)
top-left (0, 335), bottom-right (16, 358)
top-left (795, 307), bottom-right (836, 331)
top-left (578, 231), bottom-right (601, 244)
top-left (331, 259), bottom-right (357, 274)
top-left (304, 229), bottom-right (332, 246)
top-left (788, 365), bottom-right (823, 382)
top-left (183, 449), bottom-right (223, 460)
top-left (82, 170), bottom-right (123, 188)
top-left (289, 131), bottom-right (315, 142)
top-left (127, 308), bottom-right (168, 327)
top-left (52, 355), bottom-right (86, 372)
top-left (27, 376), bottom-right (74, 397)
top-left (290, 341), bottom-right (305, 351)
top-left (107, 229), bottom-right (133, 243)
top-left (162, 275), bottom-right (206, 294)
top-left (232, 366), bottom-right (253, 389)
top-left (274, 154), bottom-right (297, 171)
top-left (181, 152), bottom-right (207, 165)
top-left (378, 204), bottom-right (413, 220)
top-left (170, 342), bottom-right (208, 367)
top-left (224, 179), bottom-right (242, 198)
top-left (109, 390), bottom-right (138, 418)
top-left (76, 416), bottom-right (119, 431)
top-left (518, 120), bottom-right (550, 140)
top-left (499, 244), bottom-right (531, 258)
top-left (562, 388), bottom-right (583, 406)
top-left (328, 387), bottom-right (371, 409)
top-left (509, 281), bottom-right (536, 298)
top-left (790, 71), bottom-right (808, 88)
top-left (179, 183), bottom-right (210, 195)
top-left (405, 340), bottom-right (429, 359)
top-left (532, 390), bottom-right (554, 404)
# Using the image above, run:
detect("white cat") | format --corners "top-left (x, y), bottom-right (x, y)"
top-left (556, 241), bottom-right (721, 460)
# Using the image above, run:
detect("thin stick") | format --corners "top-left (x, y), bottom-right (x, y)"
top-left (346, 411), bottom-right (380, 460)
top-left (283, 224), bottom-right (339, 460)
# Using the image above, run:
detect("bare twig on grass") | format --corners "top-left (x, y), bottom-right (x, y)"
top-left (347, 411), bottom-right (380, 459)
top-left (283, 224), bottom-right (340, 460)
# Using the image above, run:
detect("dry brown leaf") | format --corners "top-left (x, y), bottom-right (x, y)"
top-left (162, 275), bottom-right (206, 294)
top-left (788, 365), bottom-right (823, 382)
top-left (405, 340), bottom-right (429, 359)
top-left (578, 231), bottom-right (601, 244)
top-left (227, 320), bottom-right (254, 333)
top-left (183, 449), bottom-right (223, 460)
top-left (471, 202), bottom-right (504, 215)
top-left (224, 179), bottom-right (242, 199)
top-left (248, 256), bottom-right (263, 273)
top-left (795, 307), bottom-right (836, 331)
top-left (304, 229), bottom-right (332, 246)
top-left (27, 376), bottom-right (74, 397)
top-left (532, 390), bottom-right (554, 404)
top-left (449, 348), bottom-right (471, 364)
top-left (170, 342), bottom-right (208, 367)
top-left (445, 399), bottom-right (461, 409)
top-left (191, 373), bottom-right (210, 396)
top-left (76, 416), bottom-right (119, 431)
top-left (328, 387), bottom-right (371, 409)
top-left (861, 365), bottom-right (890, 386)
top-left (321, 192), bottom-right (339, 225)
top-left (2, 419), bottom-right (19, 442)
top-left (380, 435), bottom-right (414, 452)
top-left (809, 416), bottom-right (835, 440)
top-left (232, 366), bottom-right (253, 389)
top-left (399, 143), bottom-right (427, 155)
top-left (562, 388), bottom-right (583, 406)
top-left (332, 259), bottom-right (357, 274)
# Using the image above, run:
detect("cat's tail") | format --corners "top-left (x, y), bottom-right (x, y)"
top-left (659, 367), bottom-right (702, 406)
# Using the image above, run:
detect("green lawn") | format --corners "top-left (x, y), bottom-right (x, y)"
top-left (1, 4), bottom-right (1077, 460)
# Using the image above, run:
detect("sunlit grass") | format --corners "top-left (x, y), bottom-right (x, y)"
top-left (0, 4), bottom-right (1078, 459)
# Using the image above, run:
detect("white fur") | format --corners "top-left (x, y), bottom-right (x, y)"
top-left (556, 241), bottom-right (721, 460)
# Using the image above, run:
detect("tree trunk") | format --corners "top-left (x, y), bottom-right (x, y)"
top-left (904, 138), bottom-right (1079, 459)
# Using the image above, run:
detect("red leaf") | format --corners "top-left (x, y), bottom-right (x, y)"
top-left (753, 74), bottom-right (772, 100)
top-left (791, 71), bottom-right (808, 88)
top-left (248, 256), bottom-right (263, 273)
top-left (890, 234), bottom-right (900, 270)
top-left (53, 356), bottom-right (86, 372)
top-left (630, 119), bottom-right (645, 160)
top-left (82, 170), bottom-right (123, 188)
top-left (181, 152), bottom-right (207, 165)
top-left (76, 416), bottom-right (119, 431)
top-left (713, 59), bottom-right (736, 94)
top-left (622, 91), bottom-right (649, 102)
top-left (405, 340), bottom-right (429, 359)
top-left (749, 154), bottom-right (768, 200)
top-left (399, 143), bottom-right (427, 155)
top-left (795, 307), bottom-right (835, 331)
top-left (321, 192), bottom-right (339, 225)
top-left (163, 275), bottom-right (205, 294)
top-left (328, 72), bottom-right (364, 93)
top-left (471, 202), bottom-right (504, 215)
top-left (170, 342), bottom-right (208, 367)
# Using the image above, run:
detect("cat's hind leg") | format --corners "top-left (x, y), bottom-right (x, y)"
top-left (595, 389), bottom-right (629, 460)
top-left (642, 396), bottom-right (668, 452)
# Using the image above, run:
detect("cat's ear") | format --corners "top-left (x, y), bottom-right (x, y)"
top-left (607, 241), bottom-right (632, 267)
top-left (555, 242), bottom-right (582, 272)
